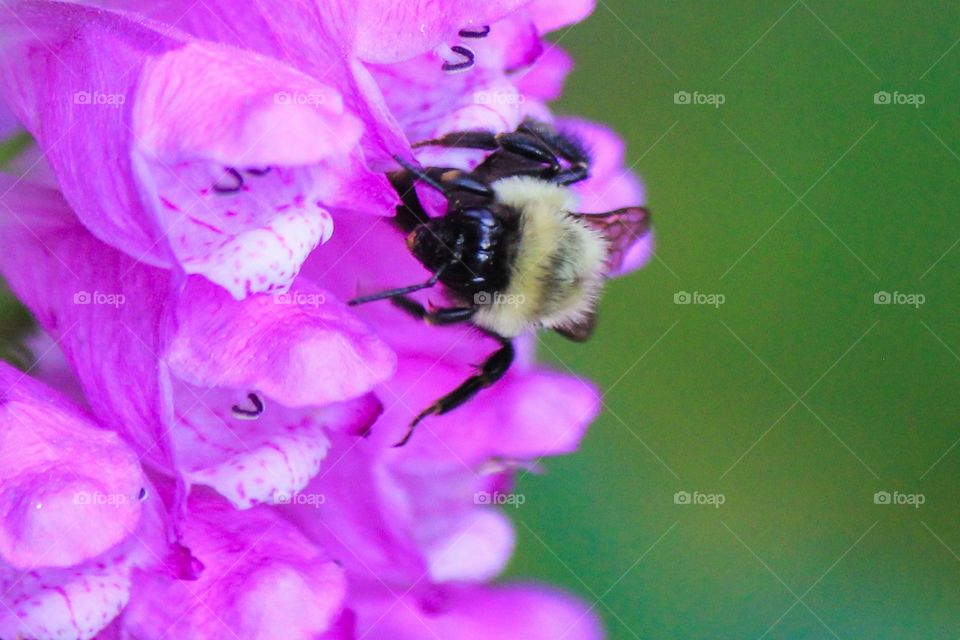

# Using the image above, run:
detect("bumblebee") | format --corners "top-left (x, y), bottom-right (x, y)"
top-left (350, 119), bottom-right (651, 446)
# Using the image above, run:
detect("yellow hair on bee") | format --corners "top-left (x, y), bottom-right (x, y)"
top-left (472, 176), bottom-right (608, 337)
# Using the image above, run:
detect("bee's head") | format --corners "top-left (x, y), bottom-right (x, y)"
top-left (405, 219), bottom-right (458, 272)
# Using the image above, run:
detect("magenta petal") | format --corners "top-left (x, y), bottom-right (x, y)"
top-left (0, 363), bottom-right (144, 569)
top-left (515, 46), bottom-right (574, 101)
top-left (0, 177), bottom-right (177, 471)
top-left (372, 357), bottom-right (600, 462)
top-left (134, 44), bottom-right (362, 166)
top-left (0, 550), bottom-right (132, 640)
top-left (0, 2), bottom-right (395, 297)
top-left (132, 42), bottom-right (394, 297)
top-left (167, 277), bottom-right (396, 407)
top-left (107, 0), bottom-right (409, 168)
top-left (0, 98), bottom-right (18, 139)
top-left (0, 2), bottom-right (182, 266)
top-left (559, 117), bottom-right (646, 211)
top-left (122, 491), bottom-right (347, 640)
top-left (526, 0), bottom-right (596, 33)
top-left (171, 386), bottom-right (381, 509)
top-left (353, 0), bottom-right (532, 63)
top-left (372, 57), bottom-right (526, 145)
top-left (387, 464), bottom-right (517, 583)
top-left (357, 584), bottom-right (604, 639)
top-left (282, 435), bottom-right (430, 590)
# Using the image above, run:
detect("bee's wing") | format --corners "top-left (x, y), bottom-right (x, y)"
top-left (555, 312), bottom-right (597, 342)
top-left (580, 206), bottom-right (652, 275)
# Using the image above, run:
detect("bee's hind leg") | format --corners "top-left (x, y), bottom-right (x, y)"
top-left (395, 337), bottom-right (514, 447)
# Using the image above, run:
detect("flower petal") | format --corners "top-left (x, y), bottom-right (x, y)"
top-left (515, 46), bottom-right (574, 101)
top-left (372, 58), bottom-right (526, 145)
top-left (0, 362), bottom-right (145, 570)
top-left (101, 0), bottom-right (410, 168)
top-left (121, 490), bottom-right (347, 640)
top-left (373, 356), bottom-right (600, 462)
top-left (352, 0), bottom-right (532, 64)
top-left (0, 177), bottom-right (177, 471)
top-left (0, 549), bottom-right (132, 640)
top-left (356, 584), bottom-right (604, 639)
top-left (171, 386), bottom-right (381, 509)
top-left (0, 2), bottom-right (395, 297)
top-left (167, 277), bottom-right (396, 407)
top-left (132, 42), bottom-right (395, 297)
top-left (526, 0), bottom-right (596, 33)
top-left (0, 98), bottom-right (18, 139)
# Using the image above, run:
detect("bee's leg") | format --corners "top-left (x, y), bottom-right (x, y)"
top-left (348, 262), bottom-right (452, 306)
top-left (395, 338), bottom-right (514, 447)
top-left (393, 156), bottom-right (493, 198)
top-left (517, 120), bottom-right (590, 185)
top-left (416, 130), bottom-right (561, 170)
top-left (413, 130), bottom-right (500, 150)
top-left (390, 296), bottom-right (476, 325)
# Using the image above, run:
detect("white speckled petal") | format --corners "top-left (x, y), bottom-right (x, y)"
top-left (0, 549), bottom-right (132, 640)
top-left (171, 383), bottom-right (381, 509)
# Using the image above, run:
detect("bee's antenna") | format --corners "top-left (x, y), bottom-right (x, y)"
top-left (348, 261), bottom-right (452, 306)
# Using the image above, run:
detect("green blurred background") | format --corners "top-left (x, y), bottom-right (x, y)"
top-left (505, 1), bottom-right (960, 638)
top-left (2, 2), bottom-right (959, 637)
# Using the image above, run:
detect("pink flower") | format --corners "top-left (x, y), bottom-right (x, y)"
top-left (0, 1), bottom-right (399, 299)
top-left (0, 0), bottom-right (650, 637)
